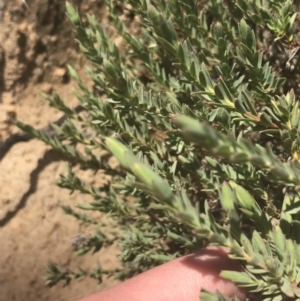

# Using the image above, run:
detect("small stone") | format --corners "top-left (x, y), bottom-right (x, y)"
top-left (18, 21), bottom-right (28, 33)
top-left (53, 67), bottom-right (67, 78)
top-left (35, 54), bottom-right (46, 65)
top-left (71, 233), bottom-right (90, 251)
top-left (40, 83), bottom-right (53, 94)
top-left (0, 105), bottom-right (16, 124)
top-left (32, 67), bottom-right (43, 82)
top-left (42, 35), bottom-right (57, 44)
top-left (49, 36), bottom-right (57, 43)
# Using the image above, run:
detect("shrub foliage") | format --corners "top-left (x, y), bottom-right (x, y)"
top-left (17, 0), bottom-right (300, 300)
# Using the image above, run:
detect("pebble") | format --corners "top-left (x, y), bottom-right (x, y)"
top-left (53, 67), bottom-right (67, 78)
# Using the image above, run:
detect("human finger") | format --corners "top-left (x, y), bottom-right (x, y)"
top-left (78, 247), bottom-right (246, 301)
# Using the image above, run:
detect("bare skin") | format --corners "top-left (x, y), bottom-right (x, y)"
top-left (78, 247), bottom-right (246, 301)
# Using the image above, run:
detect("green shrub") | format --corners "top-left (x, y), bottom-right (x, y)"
top-left (18, 0), bottom-right (300, 300)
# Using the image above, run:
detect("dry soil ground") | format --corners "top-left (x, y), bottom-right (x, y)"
top-left (0, 1), bottom-right (120, 300)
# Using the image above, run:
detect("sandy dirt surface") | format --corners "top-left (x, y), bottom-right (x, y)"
top-left (0, 1), bottom-right (120, 300)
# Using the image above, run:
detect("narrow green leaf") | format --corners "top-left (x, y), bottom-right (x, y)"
top-left (220, 271), bottom-right (256, 286)
top-left (234, 184), bottom-right (262, 216)
top-left (219, 181), bottom-right (235, 212)
top-left (178, 40), bottom-right (191, 68)
top-left (158, 15), bottom-right (178, 49)
top-left (251, 230), bottom-right (270, 257)
top-left (66, 2), bottom-right (82, 26)
top-left (272, 225), bottom-right (286, 259)
top-left (281, 277), bottom-right (295, 298)
top-left (239, 19), bottom-right (255, 50)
